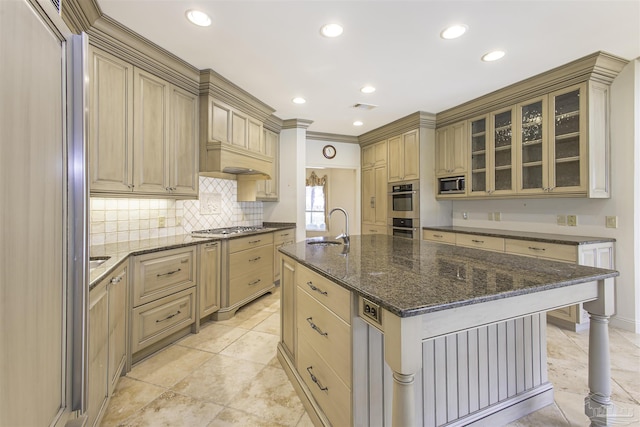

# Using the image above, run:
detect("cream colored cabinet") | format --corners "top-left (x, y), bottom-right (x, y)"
top-left (388, 129), bottom-right (420, 182)
top-left (89, 46), bottom-right (198, 198)
top-left (274, 229), bottom-right (295, 283)
top-left (88, 278), bottom-right (109, 427)
top-left (362, 163), bottom-right (387, 232)
top-left (228, 234), bottom-right (274, 306)
top-left (280, 254), bottom-right (297, 360)
top-left (199, 242), bottom-right (221, 319)
top-left (435, 121), bottom-right (467, 177)
top-left (131, 247), bottom-right (197, 360)
top-left (108, 265), bottom-right (128, 394)
top-left (88, 47), bottom-right (134, 193)
top-left (362, 139), bottom-right (387, 168)
top-left (257, 129), bottom-right (279, 201)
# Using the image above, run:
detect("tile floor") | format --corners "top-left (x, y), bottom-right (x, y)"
top-left (102, 288), bottom-right (640, 426)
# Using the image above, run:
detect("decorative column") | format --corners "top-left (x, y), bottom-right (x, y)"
top-left (383, 311), bottom-right (422, 427)
top-left (583, 278), bottom-right (616, 427)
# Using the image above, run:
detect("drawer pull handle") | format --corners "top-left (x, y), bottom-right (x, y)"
top-left (306, 281), bottom-right (328, 296)
top-left (471, 239), bottom-right (484, 244)
top-left (306, 317), bottom-right (328, 337)
top-left (433, 234), bottom-right (443, 238)
top-left (306, 366), bottom-right (328, 391)
top-left (110, 274), bottom-right (124, 284)
top-left (249, 239), bottom-right (261, 244)
top-left (249, 279), bottom-right (262, 286)
top-left (249, 256), bottom-right (262, 262)
top-left (157, 268), bottom-right (181, 277)
top-left (156, 310), bottom-right (181, 323)
top-left (528, 246), bottom-right (546, 251)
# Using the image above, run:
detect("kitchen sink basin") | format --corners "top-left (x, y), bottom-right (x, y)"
top-left (89, 256), bottom-right (110, 270)
top-left (307, 240), bottom-right (342, 246)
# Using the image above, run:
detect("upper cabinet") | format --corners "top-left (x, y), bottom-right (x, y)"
top-left (256, 129), bottom-right (280, 201)
top-left (388, 129), bottom-right (420, 182)
top-left (435, 122), bottom-right (467, 177)
top-left (436, 52), bottom-right (628, 199)
top-left (89, 46), bottom-right (198, 198)
top-left (362, 139), bottom-right (387, 168)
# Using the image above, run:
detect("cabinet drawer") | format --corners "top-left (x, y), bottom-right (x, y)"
top-left (298, 336), bottom-right (351, 427)
top-left (229, 245), bottom-right (273, 273)
top-left (362, 224), bottom-right (388, 235)
top-left (229, 263), bottom-right (273, 306)
top-left (297, 266), bottom-right (351, 324)
top-left (131, 287), bottom-right (195, 353)
top-left (456, 233), bottom-right (504, 252)
top-left (423, 230), bottom-right (456, 244)
top-left (505, 239), bottom-right (577, 262)
top-left (297, 287), bottom-right (351, 386)
top-left (274, 229), bottom-right (295, 245)
top-left (229, 232), bottom-right (274, 252)
top-left (132, 246), bottom-right (196, 307)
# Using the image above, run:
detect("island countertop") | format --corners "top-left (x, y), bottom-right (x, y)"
top-left (279, 234), bottom-right (618, 318)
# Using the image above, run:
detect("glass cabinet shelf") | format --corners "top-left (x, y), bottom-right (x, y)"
top-left (556, 156), bottom-right (580, 164)
top-left (523, 161), bottom-right (543, 167)
top-left (556, 132), bottom-right (579, 141)
top-left (522, 139), bottom-right (542, 146)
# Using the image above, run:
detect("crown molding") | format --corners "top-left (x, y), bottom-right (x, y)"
top-left (436, 51), bottom-right (629, 128)
top-left (263, 115), bottom-right (283, 134)
top-left (61, 0), bottom-right (101, 34)
top-left (306, 132), bottom-right (359, 144)
top-left (87, 15), bottom-right (200, 93)
top-left (358, 111), bottom-right (436, 146)
top-left (282, 119), bottom-right (314, 130)
top-left (200, 69), bottom-right (276, 123)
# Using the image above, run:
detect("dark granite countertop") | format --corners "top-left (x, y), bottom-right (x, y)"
top-left (89, 224), bottom-right (295, 290)
top-left (279, 235), bottom-right (618, 318)
top-left (422, 225), bottom-right (615, 245)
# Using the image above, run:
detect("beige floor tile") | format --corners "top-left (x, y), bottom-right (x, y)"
top-left (506, 402), bottom-right (568, 426)
top-left (100, 377), bottom-right (166, 427)
top-left (215, 304), bottom-right (274, 330)
top-left (613, 327), bottom-right (640, 349)
top-left (220, 330), bottom-right (280, 364)
top-left (207, 407), bottom-right (289, 427)
top-left (127, 345), bottom-right (213, 388)
top-left (553, 389), bottom-right (592, 426)
top-left (171, 353), bottom-right (265, 406)
top-left (227, 366), bottom-right (306, 427)
top-left (177, 322), bottom-right (248, 353)
top-left (118, 390), bottom-right (223, 427)
top-left (253, 312), bottom-right (281, 336)
top-left (612, 366), bottom-right (640, 404)
top-left (295, 412), bottom-right (315, 427)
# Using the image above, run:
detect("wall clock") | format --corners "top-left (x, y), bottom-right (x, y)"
top-left (322, 145), bottom-right (336, 159)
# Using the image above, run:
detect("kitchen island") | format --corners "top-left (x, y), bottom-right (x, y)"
top-left (278, 235), bottom-right (618, 427)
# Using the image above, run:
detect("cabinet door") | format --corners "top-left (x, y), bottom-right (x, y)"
top-left (402, 130), bottom-right (420, 181)
top-left (517, 97), bottom-right (546, 195)
top-left (89, 47), bottom-right (134, 193)
top-left (548, 84), bottom-right (587, 194)
top-left (169, 86), bottom-right (198, 196)
top-left (436, 122), bottom-right (467, 176)
top-left (361, 167), bottom-right (375, 224)
top-left (387, 135), bottom-right (403, 182)
top-left (108, 266), bottom-right (128, 394)
top-left (133, 69), bottom-right (170, 194)
top-left (469, 116), bottom-right (488, 195)
top-left (281, 255), bottom-right (296, 359)
top-left (374, 165), bottom-right (388, 225)
top-left (88, 283), bottom-right (109, 427)
top-left (247, 117), bottom-right (263, 153)
top-left (491, 107), bottom-right (516, 195)
top-left (200, 242), bottom-right (221, 317)
top-left (257, 129), bottom-right (279, 201)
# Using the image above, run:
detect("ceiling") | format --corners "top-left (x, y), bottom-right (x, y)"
top-left (99, 0), bottom-right (640, 137)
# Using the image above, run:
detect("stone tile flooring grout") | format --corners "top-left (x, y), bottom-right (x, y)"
top-left (102, 287), bottom-right (639, 426)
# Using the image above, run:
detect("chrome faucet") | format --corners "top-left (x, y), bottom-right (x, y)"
top-left (329, 207), bottom-right (350, 245)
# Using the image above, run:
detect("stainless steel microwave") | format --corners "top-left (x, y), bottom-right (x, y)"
top-left (438, 176), bottom-right (465, 194)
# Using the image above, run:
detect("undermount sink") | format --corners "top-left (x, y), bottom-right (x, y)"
top-left (307, 240), bottom-right (342, 246)
top-left (89, 256), bottom-right (110, 270)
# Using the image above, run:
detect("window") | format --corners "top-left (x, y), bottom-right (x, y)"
top-left (306, 171), bottom-right (328, 231)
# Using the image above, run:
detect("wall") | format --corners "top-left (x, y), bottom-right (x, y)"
top-left (450, 60), bottom-right (639, 332)
top-left (305, 168), bottom-right (359, 238)
top-left (420, 127), bottom-right (453, 227)
top-left (90, 176), bottom-right (263, 245)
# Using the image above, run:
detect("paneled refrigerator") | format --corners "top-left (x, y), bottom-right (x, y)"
top-left (0, 0), bottom-right (89, 425)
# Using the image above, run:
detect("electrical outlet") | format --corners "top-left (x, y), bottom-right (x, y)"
top-left (605, 216), bottom-right (618, 229)
top-left (494, 212), bottom-right (501, 221)
top-left (488, 212), bottom-right (494, 221)
top-left (557, 215), bottom-right (567, 226)
top-left (567, 214), bottom-right (577, 227)
top-left (158, 216), bottom-right (166, 228)
top-left (462, 212), bottom-right (468, 220)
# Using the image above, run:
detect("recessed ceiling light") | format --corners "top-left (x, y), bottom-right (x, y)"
top-left (482, 50), bottom-right (506, 62)
top-left (292, 97), bottom-right (306, 104)
top-left (353, 121), bottom-right (364, 126)
top-left (320, 23), bottom-right (343, 38)
top-left (185, 9), bottom-right (211, 27)
top-left (360, 86), bottom-right (376, 94)
top-left (440, 24), bottom-right (467, 40)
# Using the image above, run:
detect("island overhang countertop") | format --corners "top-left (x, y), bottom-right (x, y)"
top-left (279, 234), bottom-right (619, 318)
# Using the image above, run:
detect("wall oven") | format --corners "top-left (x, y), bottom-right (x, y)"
top-left (388, 180), bottom-right (419, 219)
top-left (389, 218), bottom-right (420, 240)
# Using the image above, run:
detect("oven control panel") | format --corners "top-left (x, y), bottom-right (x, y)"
top-left (359, 296), bottom-right (382, 329)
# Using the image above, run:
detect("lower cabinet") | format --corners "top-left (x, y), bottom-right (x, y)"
top-left (274, 228), bottom-right (295, 283)
top-left (280, 255), bottom-right (296, 359)
top-left (199, 241), bottom-right (221, 319)
top-left (88, 263), bottom-right (128, 427)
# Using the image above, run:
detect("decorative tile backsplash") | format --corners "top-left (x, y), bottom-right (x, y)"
top-left (90, 177), bottom-right (263, 246)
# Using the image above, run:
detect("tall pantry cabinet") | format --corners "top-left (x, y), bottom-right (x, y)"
top-left (361, 140), bottom-right (388, 235)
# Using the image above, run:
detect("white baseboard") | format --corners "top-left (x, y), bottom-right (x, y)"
top-left (610, 315), bottom-right (640, 333)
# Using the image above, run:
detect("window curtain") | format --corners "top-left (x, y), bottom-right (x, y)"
top-left (306, 171), bottom-right (329, 231)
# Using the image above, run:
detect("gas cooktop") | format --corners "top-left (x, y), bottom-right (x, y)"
top-left (191, 226), bottom-right (269, 238)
